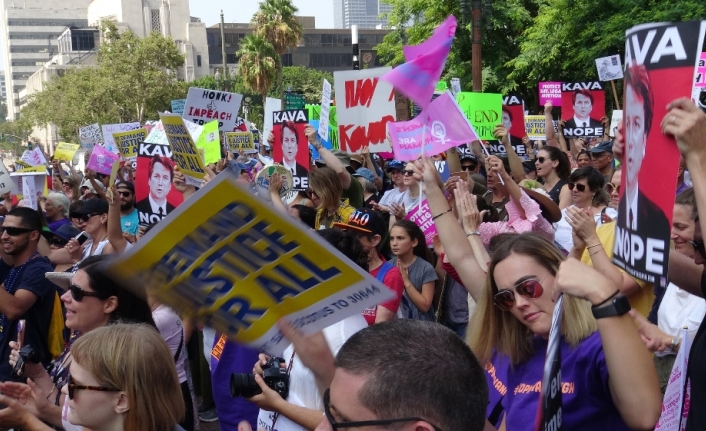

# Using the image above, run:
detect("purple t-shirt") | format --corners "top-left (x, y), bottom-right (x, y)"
top-left (485, 352), bottom-right (509, 427)
top-left (502, 332), bottom-right (631, 431)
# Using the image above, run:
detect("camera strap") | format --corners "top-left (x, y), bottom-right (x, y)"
top-left (270, 350), bottom-right (296, 430)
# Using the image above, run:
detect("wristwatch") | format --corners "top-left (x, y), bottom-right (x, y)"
top-left (312, 141), bottom-right (323, 150)
top-left (591, 294), bottom-right (630, 319)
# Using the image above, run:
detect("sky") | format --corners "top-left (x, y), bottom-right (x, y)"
top-left (190, 0), bottom-right (334, 28)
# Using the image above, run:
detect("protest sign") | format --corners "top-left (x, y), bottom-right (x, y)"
top-left (525, 115), bottom-right (547, 140)
top-left (10, 172), bottom-right (46, 199)
top-left (272, 109), bottom-right (310, 191)
top-left (434, 160), bottom-right (450, 182)
top-left (14, 165), bottom-right (44, 173)
top-left (103, 123), bottom-right (141, 154)
top-left (0, 162), bottom-right (12, 195)
top-left (160, 113), bottom-right (207, 187)
top-left (456, 92), bottom-right (502, 141)
top-left (182, 87), bottom-right (244, 131)
top-left (53, 143), bottom-right (80, 162)
top-left (539, 82), bottom-right (562, 106)
top-left (613, 20), bottom-right (706, 289)
top-left (87, 145), bottom-right (121, 175)
top-left (486, 95), bottom-right (528, 158)
top-left (145, 119), bottom-right (203, 146)
top-left (609, 110), bottom-right (623, 137)
top-left (695, 52), bottom-right (706, 88)
top-left (22, 176), bottom-right (37, 210)
top-left (595, 54), bottom-right (624, 81)
top-left (319, 79), bottom-right (332, 142)
top-left (14, 160), bottom-right (31, 171)
top-left (79, 123), bottom-right (102, 149)
top-left (255, 164), bottom-right (294, 203)
top-left (135, 141), bottom-right (183, 225)
top-left (171, 99), bottom-right (186, 114)
top-left (108, 171), bottom-right (394, 355)
top-left (21, 147), bottom-right (46, 167)
top-left (655, 327), bottom-right (691, 431)
top-left (560, 82), bottom-right (606, 138)
top-left (263, 97), bottom-right (282, 141)
top-left (334, 67), bottom-right (395, 153)
top-left (406, 199), bottom-right (437, 246)
top-left (538, 295), bottom-right (564, 431)
top-left (109, 159), bottom-right (121, 186)
top-left (225, 132), bottom-right (256, 153)
top-left (196, 121), bottom-right (221, 165)
top-left (112, 128), bottom-right (146, 159)
top-left (389, 92), bottom-right (478, 161)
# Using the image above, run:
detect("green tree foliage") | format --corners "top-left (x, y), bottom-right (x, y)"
top-left (237, 34), bottom-right (278, 126)
top-left (269, 66), bottom-right (334, 104)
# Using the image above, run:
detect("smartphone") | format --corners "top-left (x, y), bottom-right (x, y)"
top-left (450, 171), bottom-right (470, 183)
top-left (75, 231), bottom-right (90, 245)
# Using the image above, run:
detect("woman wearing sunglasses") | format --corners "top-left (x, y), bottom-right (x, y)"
top-left (534, 146), bottom-right (572, 209)
top-left (62, 177), bottom-right (81, 203)
top-left (0, 255), bottom-right (154, 430)
top-left (389, 162), bottom-right (424, 223)
top-left (554, 166), bottom-right (616, 252)
top-left (308, 167), bottom-right (356, 230)
top-left (416, 156), bottom-right (661, 431)
top-left (604, 168), bottom-right (621, 210)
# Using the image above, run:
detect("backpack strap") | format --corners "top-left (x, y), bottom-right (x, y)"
top-left (174, 329), bottom-right (184, 363)
top-left (375, 262), bottom-right (394, 283)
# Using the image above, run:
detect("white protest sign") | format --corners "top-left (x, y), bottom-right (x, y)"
top-left (10, 172), bottom-right (45, 199)
top-left (609, 110), bottom-right (623, 137)
top-left (22, 176), bottom-right (37, 210)
top-left (655, 327), bottom-right (691, 431)
top-left (263, 97), bottom-right (282, 143)
top-left (102, 123), bottom-right (140, 154)
top-left (79, 123), bottom-right (103, 149)
top-left (595, 55), bottom-right (624, 81)
top-left (182, 87), bottom-right (244, 131)
top-left (21, 148), bottom-right (46, 167)
top-left (0, 162), bottom-right (12, 195)
top-left (334, 67), bottom-right (395, 153)
top-left (145, 119), bottom-right (203, 146)
top-left (319, 79), bottom-right (332, 142)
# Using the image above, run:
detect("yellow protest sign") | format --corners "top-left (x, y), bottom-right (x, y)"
top-left (525, 115), bottom-right (547, 141)
top-left (112, 128), bottom-right (146, 159)
top-left (109, 160), bottom-right (121, 185)
top-left (225, 132), bottom-right (256, 153)
top-left (15, 165), bottom-right (46, 173)
top-left (54, 142), bottom-right (80, 162)
top-left (159, 113), bottom-right (206, 187)
top-left (108, 173), bottom-right (392, 355)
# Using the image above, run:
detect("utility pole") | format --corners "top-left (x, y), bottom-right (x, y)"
top-left (351, 25), bottom-right (359, 70)
top-left (471, 0), bottom-right (482, 92)
top-left (220, 10), bottom-right (228, 91)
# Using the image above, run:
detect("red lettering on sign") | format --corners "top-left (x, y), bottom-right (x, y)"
top-left (345, 78), bottom-right (379, 108)
top-left (339, 115), bottom-right (394, 152)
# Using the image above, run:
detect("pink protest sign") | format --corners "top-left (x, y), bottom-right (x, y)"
top-left (539, 82), bottom-right (562, 106)
top-left (87, 145), bottom-right (121, 175)
top-left (406, 199), bottom-right (436, 246)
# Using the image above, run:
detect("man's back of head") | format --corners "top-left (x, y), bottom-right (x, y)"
top-left (332, 320), bottom-right (488, 431)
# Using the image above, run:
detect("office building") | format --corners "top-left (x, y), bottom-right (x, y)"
top-left (333, 0), bottom-right (391, 29)
top-left (0, 71), bottom-right (5, 100)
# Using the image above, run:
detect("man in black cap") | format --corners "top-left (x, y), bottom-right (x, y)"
top-left (116, 181), bottom-right (138, 238)
top-left (589, 140), bottom-right (614, 184)
top-left (460, 153), bottom-right (480, 175)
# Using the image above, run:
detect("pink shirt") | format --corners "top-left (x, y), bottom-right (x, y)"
top-left (479, 190), bottom-right (554, 245)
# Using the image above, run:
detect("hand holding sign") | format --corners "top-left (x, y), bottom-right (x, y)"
top-left (662, 97), bottom-right (706, 159)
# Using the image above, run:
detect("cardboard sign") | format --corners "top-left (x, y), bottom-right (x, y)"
top-left (272, 109), bottom-right (310, 191)
top-left (613, 20), bottom-right (706, 289)
top-left (539, 82), bottom-right (562, 107)
top-left (595, 54), bottom-right (624, 81)
top-left (609, 110), bottom-right (623, 137)
top-left (255, 164), bottom-right (295, 203)
top-left (145, 120), bottom-right (203, 146)
top-left (10, 172), bottom-right (46, 198)
top-left (182, 87), bottom-right (244, 131)
top-left (334, 68), bottom-right (395, 153)
top-left (525, 115), bottom-right (547, 140)
top-left (109, 159), bottom-right (121, 186)
top-left (79, 123), bottom-right (102, 149)
top-left (112, 128), bottom-right (146, 159)
top-left (0, 162), bottom-right (12, 195)
top-left (22, 176), bottom-right (37, 210)
top-left (319, 79), bottom-right (332, 142)
top-left (21, 147), bottom-right (46, 167)
top-left (135, 142), bottom-right (184, 226)
top-left (160, 113), bottom-right (207, 187)
top-left (225, 132), bottom-right (256, 153)
top-left (107, 172), bottom-right (394, 356)
top-left (87, 145), bottom-right (121, 176)
top-left (196, 121), bottom-right (221, 165)
top-left (171, 99), bottom-right (186, 114)
top-left (538, 295), bottom-right (564, 431)
top-left (53, 143), bottom-right (80, 162)
top-left (560, 82), bottom-right (606, 138)
top-left (406, 199), bottom-right (437, 246)
top-left (263, 98), bottom-right (282, 141)
top-left (103, 123), bottom-right (141, 154)
top-left (655, 327), bottom-right (691, 430)
top-left (456, 92), bottom-right (503, 141)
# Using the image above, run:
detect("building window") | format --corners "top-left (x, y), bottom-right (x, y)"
top-left (282, 54), bottom-right (293, 66)
top-left (226, 53), bottom-right (237, 63)
top-left (225, 33), bottom-right (236, 44)
top-left (197, 55), bottom-right (202, 67)
top-left (7, 19), bottom-right (87, 27)
top-left (151, 10), bottom-right (161, 33)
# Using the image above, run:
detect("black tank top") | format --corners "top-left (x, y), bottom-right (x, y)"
top-left (548, 179), bottom-right (567, 205)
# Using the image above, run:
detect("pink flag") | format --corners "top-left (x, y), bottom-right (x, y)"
top-left (389, 92), bottom-right (479, 161)
top-left (86, 144), bottom-right (121, 175)
top-left (381, 15), bottom-right (457, 108)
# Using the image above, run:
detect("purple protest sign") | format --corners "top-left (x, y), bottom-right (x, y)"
top-left (539, 82), bottom-right (562, 106)
top-left (87, 145), bottom-right (121, 175)
top-left (406, 199), bottom-right (436, 246)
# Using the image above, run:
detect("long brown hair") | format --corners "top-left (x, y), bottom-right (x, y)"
top-left (309, 166), bottom-right (343, 210)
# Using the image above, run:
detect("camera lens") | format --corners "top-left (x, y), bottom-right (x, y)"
top-left (230, 373), bottom-right (261, 398)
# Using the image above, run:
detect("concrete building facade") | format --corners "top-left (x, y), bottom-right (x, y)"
top-left (333, 0), bottom-right (391, 29)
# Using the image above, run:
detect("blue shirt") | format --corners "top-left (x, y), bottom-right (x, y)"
top-left (120, 209), bottom-right (139, 235)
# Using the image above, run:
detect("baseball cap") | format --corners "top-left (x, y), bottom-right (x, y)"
top-left (80, 179), bottom-right (106, 193)
top-left (333, 208), bottom-right (387, 238)
top-left (353, 167), bottom-right (375, 183)
top-left (350, 154), bottom-right (364, 165)
top-left (460, 153), bottom-right (478, 163)
top-left (589, 141), bottom-right (613, 154)
top-left (71, 198), bottom-right (108, 216)
top-left (41, 223), bottom-right (81, 243)
top-left (115, 181), bottom-right (135, 194)
top-left (386, 160), bottom-right (405, 172)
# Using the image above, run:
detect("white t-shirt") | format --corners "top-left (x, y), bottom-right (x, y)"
top-left (401, 191), bottom-right (425, 215)
top-left (553, 206), bottom-right (617, 252)
top-left (152, 305), bottom-right (187, 383)
top-left (656, 282), bottom-right (706, 357)
top-left (256, 315), bottom-right (367, 431)
top-left (379, 187), bottom-right (408, 207)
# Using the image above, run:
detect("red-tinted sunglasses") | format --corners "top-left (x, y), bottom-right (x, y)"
top-left (493, 274), bottom-right (549, 311)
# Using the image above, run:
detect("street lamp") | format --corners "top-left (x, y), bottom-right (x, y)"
top-left (460, 0), bottom-right (493, 92)
top-left (243, 96), bottom-right (251, 121)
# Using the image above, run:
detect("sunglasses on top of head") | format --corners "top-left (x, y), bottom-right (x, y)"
top-left (493, 274), bottom-right (549, 311)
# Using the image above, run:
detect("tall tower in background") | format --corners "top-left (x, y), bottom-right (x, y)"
top-left (333, 0), bottom-right (390, 29)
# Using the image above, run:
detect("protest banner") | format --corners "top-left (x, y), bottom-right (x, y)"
top-left (225, 132), bottom-right (256, 153)
top-left (10, 172), bottom-right (46, 199)
top-left (319, 79), bottom-right (332, 142)
top-left (334, 67), bottom-right (395, 153)
top-left (389, 92), bottom-right (479, 161)
top-left (456, 92), bottom-right (502, 141)
top-left (560, 82), bottom-right (606, 138)
top-left (103, 122), bottom-right (141, 154)
top-left (255, 164), bottom-right (294, 203)
top-left (22, 176), bottom-right (37, 210)
top-left (145, 119), bottom-right (203, 146)
top-left (14, 160), bottom-right (31, 171)
top-left (695, 52), bottom-right (706, 88)
top-left (112, 128), bottom-right (146, 160)
top-left (135, 141), bottom-right (184, 225)
top-left (109, 159), bottom-right (121, 186)
top-left (537, 295), bottom-right (564, 431)
top-left (434, 160), bottom-right (450, 182)
top-left (171, 99), bottom-right (186, 114)
top-left (655, 327), bottom-right (691, 431)
top-left (263, 97), bottom-right (282, 140)
top-left (486, 95), bottom-right (528, 158)
top-left (609, 110), bottom-right (623, 137)
top-left (0, 162), bottom-right (12, 195)
top-left (613, 20), bottom-right (706, 288)
top-left (21, 147), bottom-right (46, 167)
top-left (87, 145), bottom-right (121, 175)
top-left (272, 109), bottom-right (310, 191)
top-left (196, 121), bottom-right (221, 165)
top-left (53, 143), bottom-right (80, 162)
top-left (79, 123), bottom-right (102, 149)
top-left (595, 54), bottom-right (624, 81)
top-left (539, 82), bottom-right (562, 106)
top-left (182, 87), bottom-right (243, 131)
top-left (525, 115), bottom-right (547, 140)
top-left (107, 171), bottom-right (394, 355)
top-left (160, 113), bottom-right (207, 187)
top-left (14, 165), bottom-right (44, 173)
top-left (406, 199), bottom-right (437, 246)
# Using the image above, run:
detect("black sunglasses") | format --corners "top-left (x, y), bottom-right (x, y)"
top-left (67, 374), bottom-right (120, 400)
top-left (323, 389), bottom-right (442, 431)
top-left (50, 237), bottom-right (68, 247)
top-left (117, 191), bottom-right (132, 198)
top-left (402, 170), bottom-right (415, 176)
top-left (493, 275), bottom-right (548, 311)
top-left (536, 157), bottom-right (547, 164)
top-left (69, 284), bottom-right (105, 302)
top-left (461, 165), bottom-right (477, 171)
top-left (0, 226), bottom-right (35, 236)
top-left (567, 182), bottom-right (587, 192)
top-left (691, 240), bottom-right (706, 259)
top-left (306, 189), bottom-right (318, 198)
top-left (73, 213), bottom-right (98, 222)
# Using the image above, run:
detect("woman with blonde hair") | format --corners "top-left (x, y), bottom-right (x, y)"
top-left (308, 166), bottom-right (355, 230)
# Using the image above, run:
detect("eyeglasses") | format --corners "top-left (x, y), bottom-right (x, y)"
top-left (117, 191), bottom-right (132, 197)
top-left (306, 189), bottom-right (318, 198)
top-left (691, 239), bottom-right (706, 259)
top-left (604, 183), bottom-right (621, 194)
top-left (0, 226), bottom-right (35, 236)
top-left (323, 389), bottom-right (442, 431)
top-left (402, 170), bottom-right (415, 176)
top-left (461, 165), bottom-right (477, 171)
top-left (69, 284), bottom-right (105, 302)
top-left (536, 157), bottom-right (547, 164)
top-left (567, 182), bottom-right (587, 192)
top-left (67, 374), bottom-right (120, 400)
top-left (493, 274), bottom-right (549, 311)
top-left (74, 213), bottom-right (98, 223)
top-left (50, 237), bottom-right (68, 247)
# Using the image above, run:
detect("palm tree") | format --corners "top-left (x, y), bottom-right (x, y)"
top-left (252, 0), bottom-right (303, 104)
top-left (237, 34), bottom-right (278, 121)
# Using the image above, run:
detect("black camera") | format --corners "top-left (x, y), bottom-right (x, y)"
top-left (12, 344), bottom-right (42, 381)
top-left (230, 356), bottom-right (289, 399)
